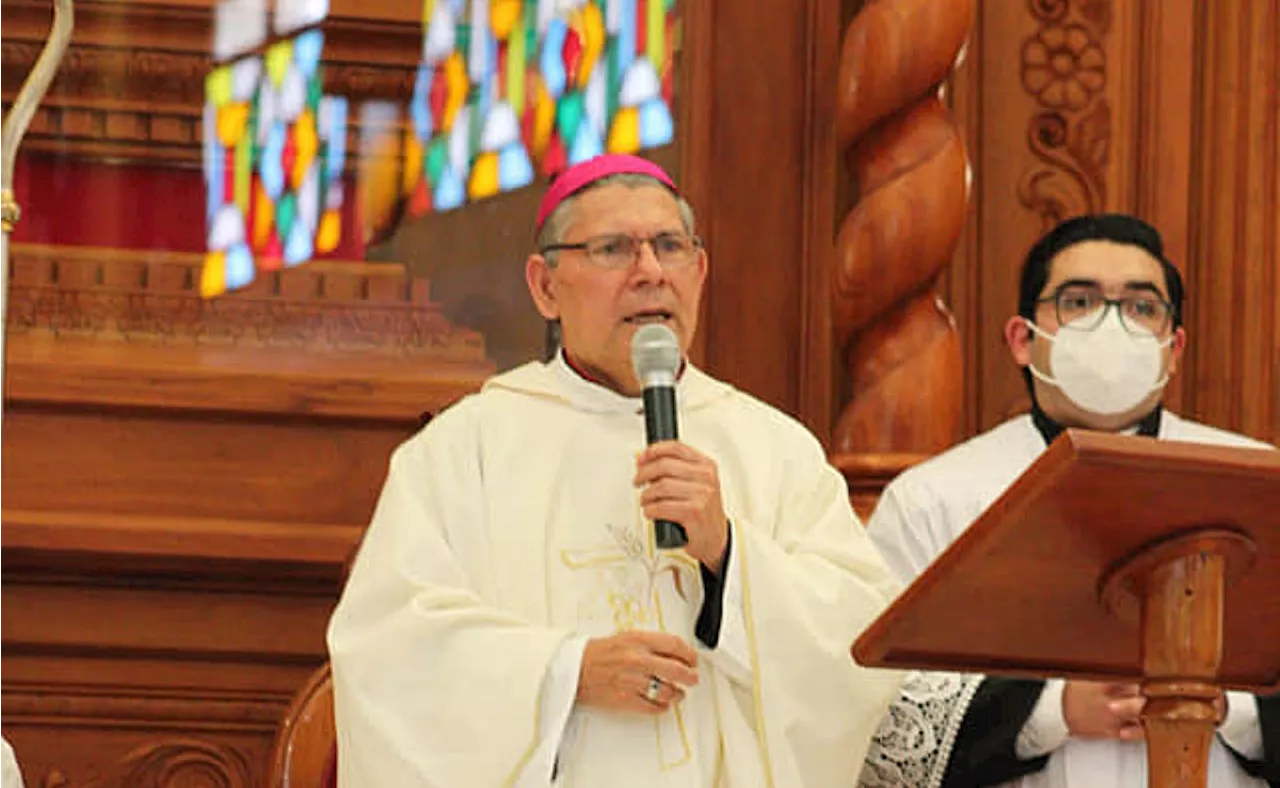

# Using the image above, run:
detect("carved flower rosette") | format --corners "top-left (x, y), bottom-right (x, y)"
top-left (1018, 0), bottom-right (1113, 227)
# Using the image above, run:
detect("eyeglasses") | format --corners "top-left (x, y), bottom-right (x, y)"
top-left (1037, 283), bottom-right (1173, 334)
top-left (540, 232), bottom-right (704, 270)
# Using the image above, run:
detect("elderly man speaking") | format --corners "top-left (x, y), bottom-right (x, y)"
top-left (326, 154), bottom-right (902, 787)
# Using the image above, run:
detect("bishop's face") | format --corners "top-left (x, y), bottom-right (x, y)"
top-left (525, 183), bottom-right (707, 396)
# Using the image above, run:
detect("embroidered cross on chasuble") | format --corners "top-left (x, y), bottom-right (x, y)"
top-left (561, 519), bottom-right (701, 771)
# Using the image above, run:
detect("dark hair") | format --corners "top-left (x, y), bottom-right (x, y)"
top-left (1018, 213), bottom-right (1185, 328)
top-left (1017, 214), bottom-right (1185, 398)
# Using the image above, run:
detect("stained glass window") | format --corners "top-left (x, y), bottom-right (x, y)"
top-left (202, 11), bottom-right (348, 298)
top-left (404, 0), bottom-right (679, 216)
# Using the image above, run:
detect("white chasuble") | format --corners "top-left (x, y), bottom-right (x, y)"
top-left (329, 354), bottom-right (904, 787)
top-left (1, 738), bottom-right (24, 788)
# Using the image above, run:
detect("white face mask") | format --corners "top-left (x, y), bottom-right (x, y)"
top-left (1025, 310), bottom-right (1172, 416)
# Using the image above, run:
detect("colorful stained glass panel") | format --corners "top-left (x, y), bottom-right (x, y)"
top-left (201, 29), bottom-right (348, 298)
top-left (405, 0), bottom-right (678, 215)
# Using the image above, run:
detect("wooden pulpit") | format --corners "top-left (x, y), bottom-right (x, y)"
top-left (853, 430), bottom-right (1280, 788)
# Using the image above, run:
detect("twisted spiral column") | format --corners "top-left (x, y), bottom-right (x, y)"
top-left (831, 0), bottom-right (973, 461)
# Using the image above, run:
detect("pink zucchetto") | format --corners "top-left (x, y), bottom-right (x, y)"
top-left (535, 154), bottom-right (678, 232)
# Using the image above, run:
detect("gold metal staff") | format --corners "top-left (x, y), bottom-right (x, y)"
top-left (1, 0), bottom-right (76, 434)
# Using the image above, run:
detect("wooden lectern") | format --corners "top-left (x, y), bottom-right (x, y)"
top-left (853, 430), bottom-right (1280, 788)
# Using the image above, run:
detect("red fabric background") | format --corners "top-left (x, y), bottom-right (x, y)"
top-left (11, 154), bottom-right (364, 259)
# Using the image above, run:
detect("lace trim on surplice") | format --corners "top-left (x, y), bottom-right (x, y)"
top-left (857, 671), bottom-right (984, 788)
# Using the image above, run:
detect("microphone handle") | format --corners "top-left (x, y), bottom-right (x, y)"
top-left (642, 385), bottom-right (688, 549)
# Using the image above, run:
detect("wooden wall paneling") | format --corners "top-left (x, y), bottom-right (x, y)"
top-left (970, 1), bottom-right (1048, 430)
top-left (679, 0), bottom-right (850, 438)
top-left (3, 650), bottom-right (316, 786)
top-left (2, 521), bottom-right (347, 787)
top-left (1183, 0), bottom-right (1245, 434)
top-left (1, 407), bottom-right (402, 525)
top-left (1103, 0), bottom-right (1137, 216)
top-left (1124, 0), bottom-right (1196, 275)
top-left (948, 0), bottom-right (1105, 435)
top-left (1183, 0), bottom-right (1279, 445)
top-left (674, 0), bottom-right (713, 372)
top-left (944, 18), bottom-right (985, 440)
top-left (949, 0), bottom-right (1278, 444)
top-left (1122, 0), bottom-right (1196, 417)
top-left (2, 244), bottom-right (490, 781)
top-left (681, 0), bottom-right (812, 419)
top-left (0, 402), bottom-right (391, 784)
top-left (795, 0), bottom-right (843, 444)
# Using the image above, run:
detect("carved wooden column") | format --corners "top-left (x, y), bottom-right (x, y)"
top-left (829, 0), bottom-right (974, 513)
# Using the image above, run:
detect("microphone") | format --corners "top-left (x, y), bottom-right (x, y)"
top-left (630, 323), bottom-right (688, 549)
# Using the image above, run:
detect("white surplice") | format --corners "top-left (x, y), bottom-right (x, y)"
top-left (860, 412), bottom-right (1274, 788)
top-left (328, 354), bottom-right (904, 787)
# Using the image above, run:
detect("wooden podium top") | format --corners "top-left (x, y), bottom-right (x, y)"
top-left (853, 430), bottom-right (1280, 692)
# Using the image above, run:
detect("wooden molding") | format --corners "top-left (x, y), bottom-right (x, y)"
top-left (5, 243), bottom-right (494, 421)
top-left (2, 508), bottom-right (360, 591)
top-left (12, 738), bottom-right (258, 788)
top-left (3, 687), bottom-right (288, 732)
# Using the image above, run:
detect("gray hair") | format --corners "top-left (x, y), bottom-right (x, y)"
top-left (536, 172), bottom-right (696, 266)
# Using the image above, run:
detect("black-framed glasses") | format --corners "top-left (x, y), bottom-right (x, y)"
top-left (540, 232), bottom-right (703, 270)
top-left (1037, 283), bottom-right (1172, 334)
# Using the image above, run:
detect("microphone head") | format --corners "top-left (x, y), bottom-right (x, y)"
top-left (631, 323), bottom-right (681, 388)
